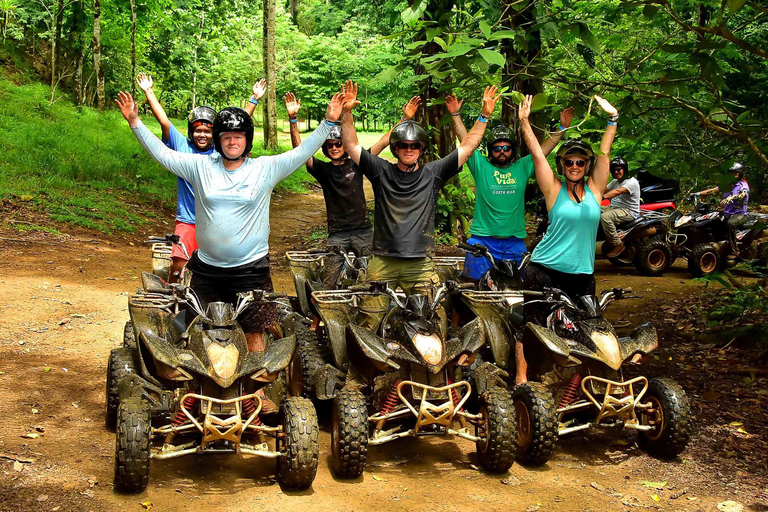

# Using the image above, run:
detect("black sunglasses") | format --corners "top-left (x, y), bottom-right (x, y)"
top-left (564, 159), bottom-right (587, 168)
top-left (395, 142), bottom-right (422, 150)
top-left (325, 141), bottom-right (343, 149)
top-left (491, 145), bottom-right (512, 153)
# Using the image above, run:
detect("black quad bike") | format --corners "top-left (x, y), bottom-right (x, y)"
top-left (105, 272), bottom-right (318, 493)
top-left (669, 197), bottom-right (768, 277)
top-left (315, 281), bottom-right (517, 477)
top-left (596, 213), bottom-right (674, 276)
top-left (508, 286), bottom-right (691, 465)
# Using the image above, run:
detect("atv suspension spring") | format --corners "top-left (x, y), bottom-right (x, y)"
top-left (172, 395), bottom-right (198, 426)
top-left (447, 377), bottom-right (463, 411)
top-left (379, 379), bottom-right (403, 415)
top-left (558, 373), bottom-right (582, 409)
top-left (242, 398), bottom-right (262, 426)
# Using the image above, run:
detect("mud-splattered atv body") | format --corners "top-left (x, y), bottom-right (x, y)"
top-left (515, 287), bottom-right (691, 465)
top-left (106, 272), bottom-right (318, 493)
top-left (145, 234), bottom-right (190, 282)
top-left (326, 281), bottom-right (517, 477)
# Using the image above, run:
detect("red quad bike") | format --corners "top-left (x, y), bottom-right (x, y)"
top-left (106, 272), bottom-right (317, 493)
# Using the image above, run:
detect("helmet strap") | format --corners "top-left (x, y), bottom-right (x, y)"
top-left (565, 177), bottom-right (584, 204)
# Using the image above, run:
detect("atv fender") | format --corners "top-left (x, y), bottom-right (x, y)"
top-left (347, 324), bottom-right (420, 372)
top-left (525, 323), bottom-right (582, 366)
top-left (141, 331), bottom-right (207, 377)
top-left (262, 334), bottom-right (297, 375)
top-left (445, 317), bottom-right (486, 362)
top-left (117, 372), bottom-right (172, 412)
top-left (461, 295), bottom-right (517, 370)
top-left (619, 322), bottom-right (658, 361)
top-left (313, 299), bottom-right (353, 371)
top-left (293, 274), bottom-right (311, 316)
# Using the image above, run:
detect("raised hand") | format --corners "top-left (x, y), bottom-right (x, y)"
top-left (252, 78), bottom-right (267, 100)
top-left (518, 94), bottom-right (532, 124)
top-left (402, 95), bottom-right (422, 120)
top-left (115, 91), bottom-right (139, 127)
top-left (445, 94), bottom-right (464, 115)
top-left (560, 106), bottom-right (575, 128)
top-left (594, 95), bottom-right (618, 116)
top-left (480, 85), bottom-right (502, 117)
top-left (327, 92), bottom-right (344, 122)
top-left (340, 80), bottom-right (361, 112)
top-left (284, 92), bottom-right (301, 118)
top-left (136, 72), bottom-right (153, 93)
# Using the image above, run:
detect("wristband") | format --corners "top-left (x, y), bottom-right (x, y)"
top-left (478, 115), bottom-right (488, 123)
top-left (607, 121), bottom-right (616, 126)
top-left (557, 124), bottom-right (565, 131)
top-left (451, 112), bottom-right (461, 117)
top-left (324, 118), bottom-right (336, 127)
top-left (249, 95), bottom-right (259, 106)
top-left (289, 118), bottom-right (298, 124)
top-left (608, 113), bottom-right (619, 123)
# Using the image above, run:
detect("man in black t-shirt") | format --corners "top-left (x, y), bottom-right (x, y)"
top-left (339, 80), bottom-right (502, 329)
top-left (284, 92), bottom-right (421, 286)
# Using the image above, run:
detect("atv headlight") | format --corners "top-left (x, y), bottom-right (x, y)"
top-left (206, 342), bottom-right (239, 381)
top-left (674, 215), bottom-right (690, 228)
top-left (412, 333), bottom-right (443, 366)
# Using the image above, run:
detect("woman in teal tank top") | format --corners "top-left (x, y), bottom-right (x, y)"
top-left (511, 94), bottom-right (619, 385)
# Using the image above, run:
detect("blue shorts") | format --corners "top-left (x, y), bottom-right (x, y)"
top-left (461, 235), bottom-right (528, 280)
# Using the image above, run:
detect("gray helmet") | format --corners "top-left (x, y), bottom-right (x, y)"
top-left (187, 106), bottom-right (217, 141)
top-left (389, 120), bottom-right (429, 157)
top-left (321, 125), bottom-right (345, 159)
top-left (487, 125), bottom-right (515, 149)
top-left (729, 162), bottom-right (746, 178)
top-left (555, 139), bottom-right (595, 177)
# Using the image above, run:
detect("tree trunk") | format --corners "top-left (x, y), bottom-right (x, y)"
top-left (192, 7), bottom-right (204, 110)
top-left (262, 0), bottom-right (278, 150)
top-left (289, 0), bottom-right (298, 24)
top-left (93, 0), bottom-right (104, 111)
top-left (130, 0), bottom-right (136, 97)
top-left (70, 0), bottom-right (83, 105)
top-left (50, 0), bottom-right (64, 91)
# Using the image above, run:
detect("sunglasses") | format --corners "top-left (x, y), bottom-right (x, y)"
top-left (564, 159), bottom-right (587, 168)
top-left (491, 145), bottom-right (512, 153)
top-left (395, 142), bottom-right (422, 150)
top-left (325, 141), bottom-right (343, 149)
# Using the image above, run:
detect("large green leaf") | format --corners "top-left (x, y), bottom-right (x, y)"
top-left (401, 0), bottom-right (427, 25)
top-left (531, 93), bottom-right (549, 111)
top-left (729, 0), bottom-right (748, 13)
top-left (578, 23), bottom-right (599, 53)
top-left (479, 20), bottom-right (491, 40)
top-left (477, 49), bottom-right (505, 67)
top-left (488, 30), bottom-right (517, 41)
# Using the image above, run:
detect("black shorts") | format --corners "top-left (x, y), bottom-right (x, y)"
top-left (186, 252), bottom-right (277, 334)
top-left (523, 262), bottom-right (596, 325)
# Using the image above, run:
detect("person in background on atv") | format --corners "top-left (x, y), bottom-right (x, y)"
top-left (115, 90), bottom-right (344, 358)
top-left (445, 94), bottom-right (574, 282)
top-left (693, 162), bottom-right (750, 255)
top-left (516, 94), bottom-right (619, 385)
top-left (283, 92), bottom-right (422, 287)
top-left (339, 80), bottom-right (502, 329)
top-left (600, 157), bottom-right (641, 258)
top-left (136, 73), bottom-right (268, 282)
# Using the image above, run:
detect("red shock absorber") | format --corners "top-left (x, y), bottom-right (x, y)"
top-left (172, 394), bottom-right (197, 426)
top-left (446, 377), bottom-right (462, 410)
top-left (558, 373), bottom-right (582, 409)
top-left (379, 379), bottom-right (403, 415)
top-left (242, 397), bottom-right (262, 426)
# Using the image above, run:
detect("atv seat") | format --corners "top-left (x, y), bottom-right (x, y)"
top-left (616, 217), bottom-right (646, 230)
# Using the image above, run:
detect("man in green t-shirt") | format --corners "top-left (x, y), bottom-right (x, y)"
top-left (445, 95), bottom-right (574, 281)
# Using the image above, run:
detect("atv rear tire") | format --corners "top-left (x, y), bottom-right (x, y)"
top-left (476, 388), bottom-right (517, 473)
top-left (513, 383), bottom-right (558, 466)
top-left (331, 389), bottom-right (368, 478)
top-left (688, 243), bottom-right (721, 277)
top-left (276, 397), bottom-right (319, 490)
top-left (638, 378), bottom-right (691, 458)
top-left (634, 236), bottom-right (673, 277)
top-left (105, 348), bottom-right (139, 430)
top-left (123, 321), bottom-right (136, 349)
top-left (114, 397), bottom-right (152, 493)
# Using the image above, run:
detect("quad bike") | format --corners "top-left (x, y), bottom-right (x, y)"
top-left (596, 213), bottom-right (673, 276)
top-left (669, 196), bottom-right (768, 277)
top-left (105, 272), bottom-right (318, 493)
top-left (510, 286), bottom-right (691, 465)
top-left (324, 280), bottom-right (517, 477)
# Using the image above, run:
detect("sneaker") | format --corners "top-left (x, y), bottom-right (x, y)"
top-left (606, 243), bottom-right (626, 258)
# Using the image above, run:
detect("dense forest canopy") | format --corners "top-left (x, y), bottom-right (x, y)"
top-left (3, 0), bottom-right (766, 197)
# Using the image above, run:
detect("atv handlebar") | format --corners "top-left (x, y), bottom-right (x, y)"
top-left (145, 234), bottom-right (181, 245)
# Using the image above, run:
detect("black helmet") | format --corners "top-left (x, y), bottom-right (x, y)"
top-left (555, 139), bottom-right (595, 176)
top-left (187, 106), bottom-right (217, 141)
top-left (389, 120), bottom-right (429, 157)
top-left (610, 157), bottom-right (628, 176)
top-left (487, 125), bottom-right (514, 149)
top-left (212, 107), bottom-right (254, 161)
top-left (321, 125), bottom-right (345, 159)
top-left (729, 162), bottom-right (746, 178)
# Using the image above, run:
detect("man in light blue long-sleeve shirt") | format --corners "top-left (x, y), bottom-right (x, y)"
top-left (116, 90), bottom-right (344, 355)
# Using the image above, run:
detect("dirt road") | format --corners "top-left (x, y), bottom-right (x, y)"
top-left (0, 191), bottom-right (765, 512)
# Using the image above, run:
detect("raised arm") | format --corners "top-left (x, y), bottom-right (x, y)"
top-left (519, 94), bottom-right (560, 207)
top-left (244, 78), bottom-right (267, 117)
top-left (457, 86), bottom-right (501, 167)
top-left (540, 107), bottom-right (573, 156)
top-left (445, 95), bottom-right (468, 143)
top-left (587, 95), bottom-right (618, 200)
top-left (340, 80), bottom-right (363, 165)
top-left (284, 92), bottom-right (310, 166)
top-left (369, 95), bottom-right (421, 156)
top-left (136, 73), bottom-right (171, 142)
top-left (115, 91), bottom-right (201, 183)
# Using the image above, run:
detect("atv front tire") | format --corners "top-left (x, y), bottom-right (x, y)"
top-left (276, 397), bottom-right (319, 490)
top-left (513, 383), bottom-right (558, 466)
top-left (638, 378), bottom-right (691, 458)
top-left (105, 348), bottom-right (139, 430)
top-left (114, 397), bottom-right (152, 493)
top-left (688, 243), bottom-right (721, 277)
top-left (476, 388), bottom-right (517, 473)
top-left (331, 389), bottom-right (368, 478)
top-left (634, 236), bottom-right (673, 277)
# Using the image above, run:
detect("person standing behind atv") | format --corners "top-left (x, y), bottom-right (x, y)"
top-left (115, 90), bottom-right (344, 354)
top-left (444, 94), bottom-right (574, 282)
top-left (600, 157), bottom-right (641, 258)
top-left (516, 94), bottom-right (619, 384)
top-left (339, 80), bottom-right (502, 329)
top-left (136, 73), bottom-right (268, 282)
top-left (283, 92), bottom-right (422, 286)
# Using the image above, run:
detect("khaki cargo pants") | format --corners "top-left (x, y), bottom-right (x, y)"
top-left (600, 205), bottom-right (635, 245)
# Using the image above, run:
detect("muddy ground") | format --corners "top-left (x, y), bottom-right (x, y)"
top-left (0, 190), bottom-right (766, 512)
